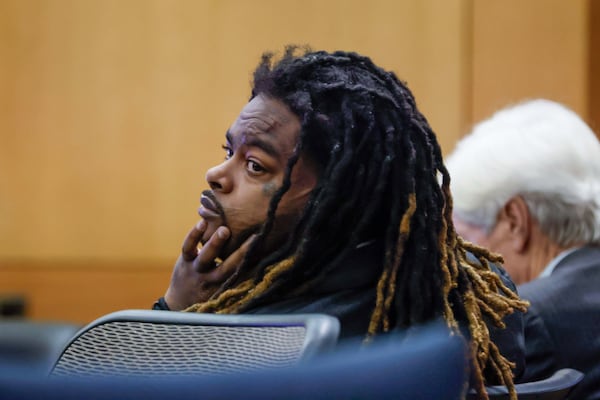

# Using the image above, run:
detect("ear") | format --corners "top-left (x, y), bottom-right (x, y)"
top-left (496, 196), bottom-right (531, 253)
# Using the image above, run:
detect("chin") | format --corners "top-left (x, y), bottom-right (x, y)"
top-left (222, 226), bottom-right (260, 259)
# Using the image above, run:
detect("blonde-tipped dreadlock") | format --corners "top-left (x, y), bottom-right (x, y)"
top-left (186, 47), bottom-right (529, 400)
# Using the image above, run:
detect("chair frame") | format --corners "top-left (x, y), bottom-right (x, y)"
top-left (469, 368), bottom-right (584, 400)
top-left (50, 309), bottom-right (340, 376)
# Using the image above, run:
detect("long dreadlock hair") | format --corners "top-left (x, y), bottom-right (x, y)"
top-left (186, 46), bottom-right (528, 399)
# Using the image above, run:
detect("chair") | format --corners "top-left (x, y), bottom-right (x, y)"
top-left (49, 309), bottom-right (339, 377)
top-left (468, 368), bottom-right (585, 400)
top-left (0, 319), bottom-right (81, 375)
top-left (1, 321), bottom-right (468, 400)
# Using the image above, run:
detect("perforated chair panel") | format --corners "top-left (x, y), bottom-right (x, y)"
top-left (50, 310), bottom-right (339, 378)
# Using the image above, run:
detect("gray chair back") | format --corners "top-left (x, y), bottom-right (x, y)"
top-left (0, 319), bottom-right (81, 375)
top-left (49, 310), bottom-right (339, 377)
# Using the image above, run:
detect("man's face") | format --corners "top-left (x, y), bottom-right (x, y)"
top-left (198, 94), bottom-right (318, 260)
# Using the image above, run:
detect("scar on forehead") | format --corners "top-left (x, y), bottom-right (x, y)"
top-left (262, 182), bottom-right (278, 197)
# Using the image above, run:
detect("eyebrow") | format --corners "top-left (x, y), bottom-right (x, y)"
top-left (226, 130), bottom-right (280, 158)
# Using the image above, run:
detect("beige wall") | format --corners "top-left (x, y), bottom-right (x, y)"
top-left (471, 0), bottom-right (589, 125)
top-left (0, 0), bottom-right (595, 323)
top-left (591, 0), bottom-right (600, 133)
top-left (0, 0), bottom-right (469, 262)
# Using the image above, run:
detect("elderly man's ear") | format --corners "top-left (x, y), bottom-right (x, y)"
top-left (495, 196), bottom-right (532, 253)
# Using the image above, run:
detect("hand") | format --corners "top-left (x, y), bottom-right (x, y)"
top-left (164, 220), bottom-right (254, 311)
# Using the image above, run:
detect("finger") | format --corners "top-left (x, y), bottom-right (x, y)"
top-left (203, 234), bottom-right (257, 283)
top-left (181, 220), bottom-right (207, 261)
top-left (195, 226), bottom-right (231, 271)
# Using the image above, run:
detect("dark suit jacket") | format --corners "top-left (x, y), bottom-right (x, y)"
top-left (518, 246), bottom-right (600, 399)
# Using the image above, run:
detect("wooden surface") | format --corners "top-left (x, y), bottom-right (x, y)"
top-left (590, 0), bottom-right (600, 133)
top-left (0, 259), bottom-right (172, 323)
top-left (471, 0), bottom-right (589, 125)
top-left (0, 0), bottom-right (470, 261)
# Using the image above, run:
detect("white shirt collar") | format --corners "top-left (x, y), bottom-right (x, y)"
top-left (539, 247), bottom-right (581, 278)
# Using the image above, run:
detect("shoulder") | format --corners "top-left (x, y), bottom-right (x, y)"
top-left (463, 252), bottom-right (526, 379)
top-left (554, 246), bottom-right (600, 272)
top-left (490, 261), bottom-right (517, 291)
top-left (465, 251), bottom-right (517, 291)
top-left (518, 246), bottom-right (600, 301)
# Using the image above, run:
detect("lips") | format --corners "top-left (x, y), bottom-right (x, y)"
top-left (198, 191), bottom-right (222, 219)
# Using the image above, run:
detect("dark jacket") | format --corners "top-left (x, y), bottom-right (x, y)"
top-left (245, 240), bottom-right (526, 381)
top-left (517, 246), bottom-right (600, 400)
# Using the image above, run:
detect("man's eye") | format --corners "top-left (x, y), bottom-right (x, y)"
top-left (246, 160), bottom-right (265, 173)
top-left (222, 145), bottom-right (233, 159)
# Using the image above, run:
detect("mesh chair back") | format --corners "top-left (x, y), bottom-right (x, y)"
top-left (50, 310), bottom-right (339, 378)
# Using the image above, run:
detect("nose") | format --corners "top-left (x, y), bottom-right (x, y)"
top-left (205, 161), bottom-right (233, 193)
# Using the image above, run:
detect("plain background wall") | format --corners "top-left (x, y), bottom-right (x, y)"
top-left (0, 0), bottom-right (597, 323)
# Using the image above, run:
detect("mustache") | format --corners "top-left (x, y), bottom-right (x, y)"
top-left (201, 190), bottom-right (227, 221)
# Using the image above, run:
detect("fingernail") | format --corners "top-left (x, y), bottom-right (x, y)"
top-left (217, 227), bottom-right (230, 239)
top-left (196, 220), bottom-right (206, 230)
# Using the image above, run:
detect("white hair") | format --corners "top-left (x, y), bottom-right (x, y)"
top-left (446, 99), bottom-right (600, 246)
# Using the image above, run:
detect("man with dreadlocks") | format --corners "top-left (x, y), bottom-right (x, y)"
top-left (154, 46), bottom-right (528, 399)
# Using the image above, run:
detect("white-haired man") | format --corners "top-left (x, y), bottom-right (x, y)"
top-left (446, 99), bottom-right (600, 399)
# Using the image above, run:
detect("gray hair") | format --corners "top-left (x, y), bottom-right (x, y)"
top-left (446, 99), bottom-right (600, 247)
